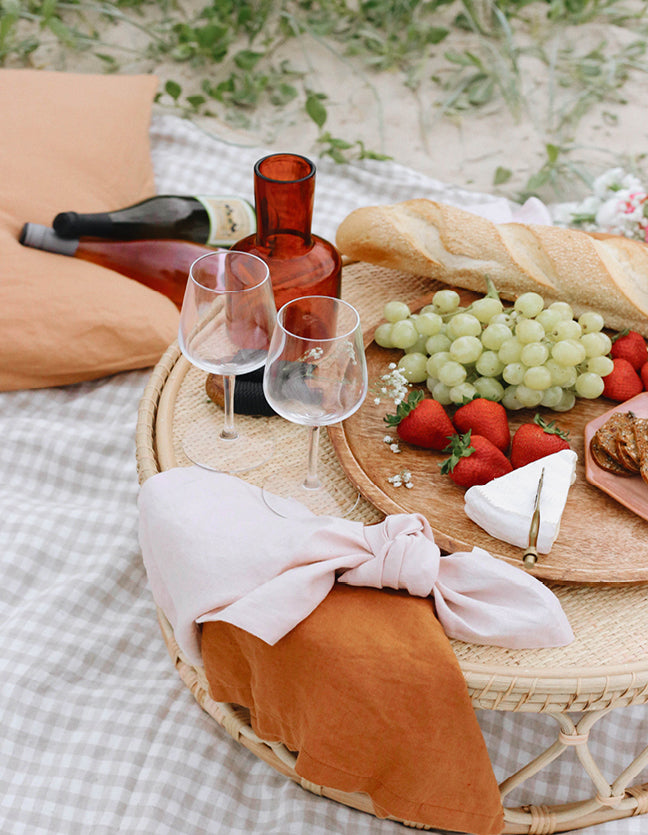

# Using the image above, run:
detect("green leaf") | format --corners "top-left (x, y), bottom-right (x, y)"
top-left (546, 143), bottom-right (560, 164)
top-left (305, 92), bottom-right (327, 128)
top-left (165, 80), bottom-right (182, 101)
top-left (234, 49), bottom-right (263, 71)
top-left (493, 166), bottom-right (512, 186)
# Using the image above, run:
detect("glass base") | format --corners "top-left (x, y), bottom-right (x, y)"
top-left (182, 416), bottom-right (273, 473)
top-left (262, 470), bottom-right (359, 518)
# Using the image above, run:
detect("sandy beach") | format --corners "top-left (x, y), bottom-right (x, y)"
top-left (17, 0), bottom-right (648, 205)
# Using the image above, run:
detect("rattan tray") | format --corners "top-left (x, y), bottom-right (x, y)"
top-left (136, 262), bottom-right (648, 834)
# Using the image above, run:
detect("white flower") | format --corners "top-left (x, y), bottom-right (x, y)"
top-left (593, 167), bottom-right (627, 199)
top-left (595, 197), bottom-right (624, 230)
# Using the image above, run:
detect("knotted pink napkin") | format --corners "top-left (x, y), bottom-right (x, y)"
top-left (138, 466), bottom-right (573, 665)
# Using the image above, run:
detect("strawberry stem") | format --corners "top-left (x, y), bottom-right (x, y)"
top-left (533, 413), bottom-right (570, 439)
top-left (384, 389), bottom-right (424, 427)
top-left (440, 431), bottom-right (474, 474)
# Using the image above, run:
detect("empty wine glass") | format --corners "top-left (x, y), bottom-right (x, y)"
top-left (262, 295), bottom-right (368, 517)
top-left (178, 250), bottom-right (277, 472)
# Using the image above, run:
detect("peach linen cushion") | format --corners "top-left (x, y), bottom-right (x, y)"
top-left (0, 69), bottom-right (179, 390)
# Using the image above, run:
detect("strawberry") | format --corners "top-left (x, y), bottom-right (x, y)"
top-left (602, 357), bottom-right (644, 402)
top-left (509, 414), bottom-right (571, 469)
top-left (384, 390), bottom-right (455, 450)
top-left (440, 431), bottom-right (512, 488)
top-left (641, 361), bottom-right (648, 391)
top-left (452, 397), bottom-right (510, 452)
top-left (611, 330), bottom-right (648, 371)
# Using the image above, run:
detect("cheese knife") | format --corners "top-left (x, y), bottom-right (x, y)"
top-left (523, 467), bottom-right (545, 568)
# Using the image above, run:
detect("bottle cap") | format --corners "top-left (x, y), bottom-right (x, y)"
top-left (20, 223), bottom-right (79, 256)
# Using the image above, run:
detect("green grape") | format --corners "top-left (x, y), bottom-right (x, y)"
top-left (449, 382), bottom-right (477, 404)
top-left (398, 352), bottom-right (428, 383)
top-left (502, 362), bottom-right (526, 385)
top-left (514, 292), bottom-right (545, 318)
top-left (425, 333), bottom-right (452, 355)
top-left (446, 313), bottom-right (482, 339)
top-left (431, 381), bottom-right (454, 405)
top-left (575, 372), bottom-right (605, 399)
top-left (540, 386), bottom-right (564, 408)
top-left (523, 365), bottom-right (552, 391)
top-left (475, 350), bottom-right (504, 377)
top-left (383, 300), bottom-right (411, 322)
top-left (535, 308), bottom-right (562, 332)
top-left (438, 360), bottom-right (468, 387)
top-left (404, 334), bottom-right (430, 354)
top-left (548, 301), bottom-right (574, 321)
top-left (474, 376), bottom-right (504, 401)
top-left (426, 351), bottom-right (452, 378)
top-left (414, 311), bottom-right (443, 336)
top-left (580, 332), bottom-right (612, 358)
top-left (501, 385), bottom-right (524, 410)
top-left (515, 317), bottom-right (545, 344)
top-left (374, 322), bottom-right (394, 348)
top-left (490, 312), bottom-right (515, 326)
top-left (471, 297), bottom-right (503, 323)
top-left (515, 385), bottom-right (544, 408)
top-left (450, 335), bottom-right (483, 364)
top-left (550, 319), bottom-right (582, 341)
top-left (578, 311), bottom-right (605, 333)
top-left (586, 355), bottom-right (614, 376)
top-left (553, 389), bottom-right (577, 412)
top-left (498, 337), bottom-right (523, 364)
top-left (420, 304), bottom-right (437, 315)
top-left (426, 375), bottom-right (438, 393)
top-left (520, 341), bottom-right (549, 367)
top-left (391, 319), bottom-right (419, 349)
top-left (432, 289), bottom-right (461, 313)
top-left (481, 322), bottom-right (513, 351)
top-left (546, 359), bottom-right (577, 388)
top-left (551, 338), bottom-right (587, 367)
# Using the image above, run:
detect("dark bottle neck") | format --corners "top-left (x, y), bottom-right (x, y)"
top-left (254, 154), bottom-right (315, 250)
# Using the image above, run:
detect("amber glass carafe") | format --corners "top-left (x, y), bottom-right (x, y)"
top-left (231, 154), bottom-right (341, 312)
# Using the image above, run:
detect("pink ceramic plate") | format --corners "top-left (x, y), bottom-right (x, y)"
top-left (584, 392), bottom-right (648, 521)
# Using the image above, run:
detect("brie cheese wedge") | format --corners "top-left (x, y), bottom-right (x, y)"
top-left (464, 449), bottom-right (578, 554)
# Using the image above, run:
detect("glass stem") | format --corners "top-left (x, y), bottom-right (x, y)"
top-left (303, 425), bottom-right (322, 490)
top-left (220, 374), bottom-right (238, 441)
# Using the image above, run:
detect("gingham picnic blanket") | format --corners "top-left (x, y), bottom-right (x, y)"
top-left (1, 113), bottom-right (647, 835)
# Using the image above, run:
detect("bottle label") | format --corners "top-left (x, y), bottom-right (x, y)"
top-left (196, 196), bottom-right (256, 247)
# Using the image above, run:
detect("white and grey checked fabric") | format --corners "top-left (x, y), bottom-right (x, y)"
top-left (2, 114), bottom-right (647, 834)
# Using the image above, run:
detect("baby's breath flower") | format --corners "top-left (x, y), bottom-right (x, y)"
top-left (370, 364), bottom-right (410, 405)
top-left (387, 469), bottom-right (413, 488)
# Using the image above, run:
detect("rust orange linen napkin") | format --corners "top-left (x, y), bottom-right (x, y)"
top-left (202, 586), bottom-right (504, 835)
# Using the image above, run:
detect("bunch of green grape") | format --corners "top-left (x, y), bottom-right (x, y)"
top-left (375, 289), bottom-right (613, 411)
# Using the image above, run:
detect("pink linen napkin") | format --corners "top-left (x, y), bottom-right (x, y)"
top-left (138, 466), bottom-right (573, 665)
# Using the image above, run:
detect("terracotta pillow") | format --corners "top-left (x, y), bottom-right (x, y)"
top-left (0, 69), bottom-right (179, 390)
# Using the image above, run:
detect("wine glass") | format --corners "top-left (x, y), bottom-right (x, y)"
top-left (262, 295), bottom-right (368, 517)
top-left (178, 250), bottom-right (277, 472)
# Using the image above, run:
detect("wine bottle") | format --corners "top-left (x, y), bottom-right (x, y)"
top-left (20, 223), bottom-right (214, 309)
top-left (230, 153), bottom-right (341, 312)
top-left (52, 195), bottom-right (256, 248)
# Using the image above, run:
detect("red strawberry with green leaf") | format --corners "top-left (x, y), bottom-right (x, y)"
top-left (510, 414), bottom-right (571, 469)
top-left (440, 431), bottom-right (512, 488)
top-left (602, 357), bottom-right (644, 402)
top-left (452, 397), bottom-right (510, 453)
top-left (384, 390), bottom-right (455, 450)
top-left (611, 330), bottom-right (648, 371)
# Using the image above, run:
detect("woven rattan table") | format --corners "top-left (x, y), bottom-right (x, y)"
top-left (136, 263), bottom-right (648, 835)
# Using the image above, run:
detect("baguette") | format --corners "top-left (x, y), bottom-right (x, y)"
top-left (335, 199), bottom-right (648, 336)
